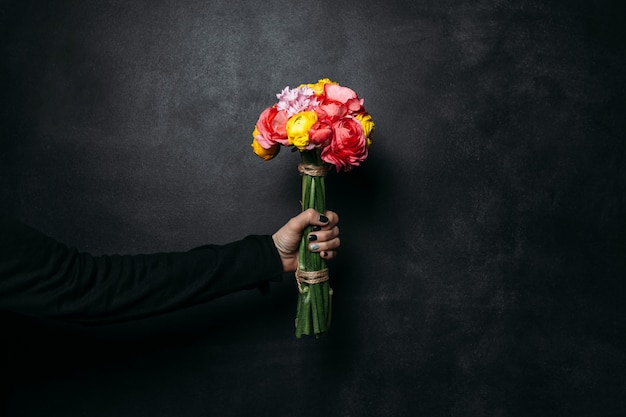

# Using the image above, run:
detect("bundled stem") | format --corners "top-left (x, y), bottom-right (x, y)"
top-left (295, 149), bottom-right (332, 338)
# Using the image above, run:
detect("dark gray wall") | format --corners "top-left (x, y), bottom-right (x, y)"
top-left (1, 1), bottom-right (625, 416)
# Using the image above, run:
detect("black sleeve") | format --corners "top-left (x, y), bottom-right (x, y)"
top-left (0, 215), bottom-right (284, 324)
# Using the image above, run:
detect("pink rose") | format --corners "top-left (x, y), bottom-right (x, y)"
top-left (316, 101), bottom-right (348, 122)
top-left (254, 106), bottom-right (289, 148)
top-left (323, 84), bottom-right (364, 114)
top-left (321, 116), bottom-right (368, 171)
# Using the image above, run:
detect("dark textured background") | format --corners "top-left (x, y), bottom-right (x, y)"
top-left (1, 1), bottom-right (625, 416)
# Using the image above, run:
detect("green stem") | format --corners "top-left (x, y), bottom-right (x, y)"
top-left (295, 149), bottom-right (331, 337)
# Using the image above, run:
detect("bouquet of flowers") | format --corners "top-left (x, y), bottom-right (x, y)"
top-left (251, 78), bottom-right (374, 338)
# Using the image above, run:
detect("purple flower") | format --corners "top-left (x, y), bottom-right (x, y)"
top-left (276, 86), bottom-right (319, 117)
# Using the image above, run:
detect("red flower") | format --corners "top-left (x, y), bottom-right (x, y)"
top-left (321, 116), bottom-right (368, 171)
top-left (254, 106), bottom-right (289, 148)
top-left (316, 101), bottom-right (348, 122)
top-left (308, 117), bottom-right (334, 148)
top-left (316, 84), bottom-right (365, 124)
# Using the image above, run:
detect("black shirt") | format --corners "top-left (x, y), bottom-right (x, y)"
top-left (0, 216), bottom-right (283, 324)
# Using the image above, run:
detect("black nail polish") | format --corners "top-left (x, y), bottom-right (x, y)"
top-left (311, 225), bottom-right (322, 231)
top-left (308, 234), bottom-right (317, 241)
top-left (319, 214), bottom-right (329, 223)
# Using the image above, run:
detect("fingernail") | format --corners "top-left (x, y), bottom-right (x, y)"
top-left (311, 225), bottom-right (322, 231)
top-left (310, 243), bottom-right (320, 251)
top-left (308, 234), bottom-right (317, 241)
top-left (322, 251), bottom-right (328, 257)
top-left (319, 214), bottom-right (329, 223)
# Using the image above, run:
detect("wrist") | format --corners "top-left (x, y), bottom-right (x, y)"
top-left (271, 233), bottom-right (297, 273)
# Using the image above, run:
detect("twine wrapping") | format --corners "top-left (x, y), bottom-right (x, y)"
top-left (298, 163), bottom-right (328, 177)
top-left (295, 267), bottom-right (329, 293)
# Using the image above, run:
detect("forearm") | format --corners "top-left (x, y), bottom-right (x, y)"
top-left (0, 216), bottom-right (283, 324)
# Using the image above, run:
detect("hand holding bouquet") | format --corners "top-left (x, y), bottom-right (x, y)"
top-left (252, 78), bottom-right (374, 338)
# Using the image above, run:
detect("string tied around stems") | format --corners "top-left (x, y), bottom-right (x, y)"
top-left (298, 163), bottom-right (328, 177)
top-left (295, 267), bottom-right (329, 293)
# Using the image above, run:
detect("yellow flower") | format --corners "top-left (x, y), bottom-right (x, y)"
top-left (298, 78), bottom-right (338, 96)
top-left (251, 137), bottom-right (280, 161)
top-left (286, 111), bottom-right (318, 150)
top-left (355, 113), bottom-right (375, 148)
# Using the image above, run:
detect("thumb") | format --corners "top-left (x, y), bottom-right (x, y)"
top-left (288, 208), bottom-right (329, 233)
